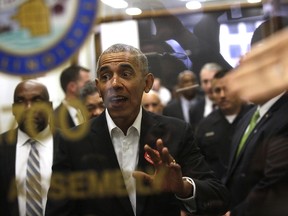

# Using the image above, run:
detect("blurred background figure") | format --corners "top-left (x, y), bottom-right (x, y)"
top-left (152, 77), bottom-right (172, 106)
top-left (195, 70), bottom-right (252, 180)
top-left (223, 16), bottom-right (288, 216)
top-left (0, 80), bottom-right (59, 216)
top-left (54, 65), bottom-right (90, 129)
top-left (141, 90), bottom-right (163, 115)
top-left (163, 70), bottom-right (198, 123)
top-left (80, 80), bottom-right (104, 119)
top-left (189, 62), bottom-right (222, 131)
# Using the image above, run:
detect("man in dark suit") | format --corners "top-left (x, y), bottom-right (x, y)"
top-left (195, 70), bottom-right (252, 180)
top-left (189, 62), bottom-right (222, 131)
top-left (163, 70), bottom-right (198, 123)
top-left (54, 65), bottom-right (90, 129)
top-left (224, 91), bottom-right (288, 216)
top-left (223, 16), bottom-right (288, 216)
top-left (46, 43), bottom-right (229, 216)
top-left (0, 80), bottom-right (60, 216)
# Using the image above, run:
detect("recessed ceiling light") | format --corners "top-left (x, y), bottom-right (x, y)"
top-left (125, 7), bottom-right (142, 15)
top-left (247, 0), bottom-right (261, 3)
top-left (186, 1), bottom-right (202, 10)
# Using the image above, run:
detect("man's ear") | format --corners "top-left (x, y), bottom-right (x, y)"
top-left (67, 81), bottom-right (77, 94)
top-left (95, 78), bottom-right (102, 98)
top-left (95, 78), bottom-right (99, 88)
top-left (145, 73), bottom-right (154, 93)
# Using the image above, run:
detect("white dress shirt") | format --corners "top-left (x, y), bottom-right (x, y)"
top-left (242, 92), bottom-right (285, 134)
top-left (62, 100), bottom-right (82, 126)
top-left (225, 114), bottom-right (237, 124)
top-left (15, 126), bottom-right (54, 216)
top-left (106, 108), bottom-right (198, 214)
top-left (203, 96), bottom-right (214, 117)
top-left (258, 92), bottom-right (285, 121)
top-left (106, 109), bottom-right (141, 216)
top-left (180, 96), bottom-right (197, 123)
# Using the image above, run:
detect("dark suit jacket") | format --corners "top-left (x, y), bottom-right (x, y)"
top-left (162, 98), bottom-right (185, 121)
top-left (224, 93), bottom-right (288, 216)
top-left (195, 104), bottom-right (252, 180)
top-left (0, 128), bottom-right (60, 216)
top-left (46, 109), bottom-right (229, 216)
top-left (54, 103), bottom-right (76, 129)
top-left (189, 96), bottom-right (205, 131)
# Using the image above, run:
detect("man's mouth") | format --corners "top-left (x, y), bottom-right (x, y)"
top-left (109, 96), bottom-right (128, 106)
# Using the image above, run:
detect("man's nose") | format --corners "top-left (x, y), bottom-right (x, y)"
top-left (25, 101), bottom-right (33, 109)
top-left (112, 75), bottom-right (120, 86)
top-left (220, 89), bottom-right (226, 97)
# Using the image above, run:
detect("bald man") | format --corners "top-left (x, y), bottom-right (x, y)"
top-left (142, 90), bottom-right (164, 115)
top-left (0, 80), bottom-right (60, 216)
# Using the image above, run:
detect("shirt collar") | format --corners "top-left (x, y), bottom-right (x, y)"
top-left (62, 100), bottom-right (77, 116)
top-left (205, 95), bottom-right (213, 106)
top-left (180, 95), bottom-right (195, 105)
top-left (17, 126), bottom-right (53, 147)
top-left (258, 91), bottom-right (285, 118)
top-left (106, 108), bottom-right (142, 136)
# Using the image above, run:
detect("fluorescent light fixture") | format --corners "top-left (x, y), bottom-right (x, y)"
top-left (247, 0), bottom-right (261, 3)
top-left (125, 7), bottom-right (142, 15)
top-left (101, 0), bottom-right (128, 9)
top-left (186, 1), bottom-right (202, 10)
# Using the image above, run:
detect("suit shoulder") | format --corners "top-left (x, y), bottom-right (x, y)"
top-left (164, 99), bottom-right (180, 109)
top-left (54, 103), bottom-right (64, 113)
top-left (153, 112), bottom-right (188, 126)
top-left (0, 129), bottom-right (17, 146)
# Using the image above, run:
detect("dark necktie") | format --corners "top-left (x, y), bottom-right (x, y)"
top-left (26, 139), bottom-right (43, 216)
top-left (236, 110), bottom-right (260, 157)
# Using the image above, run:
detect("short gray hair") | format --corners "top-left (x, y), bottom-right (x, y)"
top-left (96, 43), bottom-right (148, 75)
top-left (201, 62), bottom-right (222, 73)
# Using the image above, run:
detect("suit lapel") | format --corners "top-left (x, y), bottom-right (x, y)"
top-left (136, 110), bottom-right (162, 216)
top-left (2, 129), bottom-right (20, 216)
top-left (226, 108), bottom-right (255, 178)
top-left (177, 100), bottom-right (185, 120)
top-left (59, 103), bottom-right (76, 128)
top-left (227, 93), bottom-right (288, 178)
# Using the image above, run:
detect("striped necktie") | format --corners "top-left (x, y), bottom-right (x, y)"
top-left (26, 139), bottom-right (43, 216)
top-left (236, 109), bottom-right (260, 157)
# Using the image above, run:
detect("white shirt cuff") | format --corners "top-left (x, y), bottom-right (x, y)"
top-left (175, 177), bottom-right (197, 213)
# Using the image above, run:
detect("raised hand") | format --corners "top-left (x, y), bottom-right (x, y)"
top-left (133, 138), bottom-right (192, 198)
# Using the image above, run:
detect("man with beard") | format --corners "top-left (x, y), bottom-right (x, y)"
top-left (163, 70), bottom-right (198, 124)
top-left (0, 80), bottom-right (59, 216)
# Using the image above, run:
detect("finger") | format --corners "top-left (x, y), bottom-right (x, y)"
top-left (161, 147), bottom-right (173, 164)
top-left (155, 138), bottom-right (164, 153)
top-left (144, 144), bottom-right (161, 165)
top-left (156, 139), bottom-right (167, 163)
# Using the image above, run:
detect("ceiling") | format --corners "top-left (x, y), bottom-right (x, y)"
top-left (97, 0), bottom-right (264, 22)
